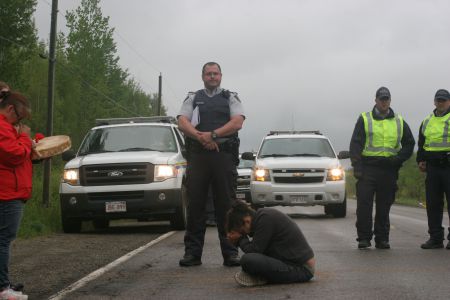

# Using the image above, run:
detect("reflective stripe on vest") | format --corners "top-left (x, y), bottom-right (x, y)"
top-left (421, 113), bottom-right (450, 151)
top-left (361, 112), bottom-right (403, 157)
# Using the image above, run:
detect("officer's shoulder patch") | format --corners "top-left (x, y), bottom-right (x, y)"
top-left (183, 91), bottom-right (196, 102)
top-left (230, 91), bottom-right (241, 103)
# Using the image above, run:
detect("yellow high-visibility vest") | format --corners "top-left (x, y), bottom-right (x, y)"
top-left (421, 113), bottom-right (450, 151)
top-left (361, 112), bottom-right (403, 157)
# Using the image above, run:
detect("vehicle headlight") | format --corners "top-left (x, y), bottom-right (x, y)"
top-left (63, 168), bottom-right (79, 185)
top-left (254, 168), bottom-right (271, 182)
top-left (327, 167), bottom-right (344, 181)
top-left (154, 165), bottom-right (178, 181)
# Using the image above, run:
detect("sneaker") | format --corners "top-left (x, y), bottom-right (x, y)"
top-left (447, 241), bottom-right (450, 250)
top-left (0, 288), bottom-right (28, 300)
top-left (234, 271), bottom-right (267, 287)
top-left (358, 240), bottom-right (371, 249)
top-left (179, 254), bottom-right (202, 267)
top-left (420, 239), bottom-right (444, 249)
top-left (375, 241), bottom-right (391, 249)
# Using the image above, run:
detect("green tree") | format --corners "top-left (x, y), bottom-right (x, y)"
top-left (65, 0), bottom-right (119, 131)
top-left (0, 0), bottom-right (38, 88)
top-left (63, 0), bottom-right (159, 147)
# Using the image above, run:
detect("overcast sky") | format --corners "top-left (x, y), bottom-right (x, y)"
top-left (34, 0), bottom-right (450, 153)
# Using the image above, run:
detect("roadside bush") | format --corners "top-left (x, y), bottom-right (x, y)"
top-left (18, 160), bottom-right (64, 238)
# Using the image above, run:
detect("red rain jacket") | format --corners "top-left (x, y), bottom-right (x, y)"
top-left (0, 114), bottom-right (33, 200)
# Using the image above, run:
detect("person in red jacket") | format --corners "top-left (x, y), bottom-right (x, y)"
top-left (0, 86), bottom-right (32, 300)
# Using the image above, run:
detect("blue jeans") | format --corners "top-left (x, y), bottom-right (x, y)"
top-left (0, 200), bottom-right (24, 289)
top-left (240, 253), bottom-right (314, 284)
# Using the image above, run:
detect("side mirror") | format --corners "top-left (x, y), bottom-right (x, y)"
top-left (337, 151), bottom-right (350, 160)
top-left (241, 152), bottom-right (255, 160)
top-left (62, 149), bottom-right (76, 162)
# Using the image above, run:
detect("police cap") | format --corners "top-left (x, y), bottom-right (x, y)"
top-left (434, 89), bottom-right (450, 101)
top-left (375, 87), bottom-right (391, 100)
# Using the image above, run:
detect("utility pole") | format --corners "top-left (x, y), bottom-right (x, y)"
top-left (157, 73), bottom-right (162, 115)
top-left (43, 0), bottom-right (58, 207)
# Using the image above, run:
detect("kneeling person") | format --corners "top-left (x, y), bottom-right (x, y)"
top-left (226, 202), bottom-right (315, 287)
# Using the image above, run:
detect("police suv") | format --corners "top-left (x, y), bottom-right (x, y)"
top-left (59, 116), bottom-right (187, 233)
top-left (236, 155), bottom-right (254, 203)
top-left (242, 131), bottom-right (349, 217)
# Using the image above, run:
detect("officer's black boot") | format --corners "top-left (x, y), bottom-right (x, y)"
top-left (179, 254), bottom-right (202, 266)
top-left (420, 239), bottom-right (444, 249)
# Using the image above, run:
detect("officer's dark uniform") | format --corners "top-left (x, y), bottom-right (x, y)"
top-left (180, 89), bottom-right (241, 264)
top-left (417, 90), bottom-right (450, 249)
top-left (350, 105), bottom-right (415, 248)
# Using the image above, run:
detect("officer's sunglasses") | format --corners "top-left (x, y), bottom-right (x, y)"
top-left (435, 98), bottom-right (449, 103)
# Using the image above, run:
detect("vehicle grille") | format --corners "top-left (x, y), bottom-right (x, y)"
top-left (237, 175), bottom-right (250, 189)
top-left (87, 191), bottom-right (145, 201)
top-left (272, 168), bottom-right (324, 184)
top-left (80, 163), bottom-right (154, 186)
top-left (274, 177), bottom-right (324, 184)
top-left (272, 169), bottom-right (325, 173)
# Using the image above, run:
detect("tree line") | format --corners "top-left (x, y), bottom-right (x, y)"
top-left (0, 0), bottom-right (164, 149)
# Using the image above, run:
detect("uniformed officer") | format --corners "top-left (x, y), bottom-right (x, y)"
top-left (350, 87), bottom-right (415, 249)
top-left (417, 89), bottom-right (450, 249)
top-left (177, 62), bottom-right (245, 267)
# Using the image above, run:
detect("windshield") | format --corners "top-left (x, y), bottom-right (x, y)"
top-left (78, 125), bottom-right (178, 155)
top-left (238, 159), bottom-right (255, 169)
top-left (258, 138), bottom-right (335, 158)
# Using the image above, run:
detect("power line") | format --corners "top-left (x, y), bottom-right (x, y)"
top-left (0, 34), bottom-right (142, 117)
top-left (58, 63), bottom-right (143, 117)
top-left (38, 0), bottom-right (159, 96)
top-left (115, 31), bottom-right (161, 75)
top-left (39, 0), bottom-right (52, 7)
top-left (113, 30), bottom-right (181, 103)
top-left (0, 35), bottom-right (27, 49)
top-left (37, 0), bottom-right (175, 105)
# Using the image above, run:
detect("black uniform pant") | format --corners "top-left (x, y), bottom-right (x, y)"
top-left (425, 164), bottom-right (450, 242)
top-left (184, 151), bottom-right (238, 259)
top-left (356, 165), bottom-right (398, 242)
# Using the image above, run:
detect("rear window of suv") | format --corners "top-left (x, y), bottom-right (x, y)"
top-left (258, 137), bottom-right (335, 158)
top-left (79, 125), bottom-right (178, 155)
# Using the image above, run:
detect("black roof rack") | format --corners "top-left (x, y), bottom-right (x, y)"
top-left (95, 116), bottom-right (177, 126)
top-left (268, 130), bottom-right (322, 136)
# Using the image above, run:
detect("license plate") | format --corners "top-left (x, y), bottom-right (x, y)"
top-left (105, 201), bottom-right (127, 213)
top-left (236, 193), bottom-right (246, 199)
top-left (290, 195), bottom-right (308, 204)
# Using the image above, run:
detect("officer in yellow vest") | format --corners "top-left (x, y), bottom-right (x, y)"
top-left (417, 89), bottom-right (450, 250)
top-left (350, 87), bottom-right (415, 249)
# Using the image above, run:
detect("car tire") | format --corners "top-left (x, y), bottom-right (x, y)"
top-left (170, 185), bottom-right (188, 230)
top-left (93, 219), bottom-right (109, 229)
top-left (324, 196), bottom-right (347, 218)
top-left (61, 215), bottom-right (82, 233)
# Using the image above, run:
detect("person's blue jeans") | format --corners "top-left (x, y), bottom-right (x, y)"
top-left (240, 253), bottom-right (314, 284)
top-left (0, 200), bottom-right (24, 289)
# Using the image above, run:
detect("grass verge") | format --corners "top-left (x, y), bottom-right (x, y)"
top-left (18, 159), bottom-right (64, 238)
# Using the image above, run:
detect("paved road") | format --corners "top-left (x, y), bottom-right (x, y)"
top-left (59, 200), bottom-right (450, 300)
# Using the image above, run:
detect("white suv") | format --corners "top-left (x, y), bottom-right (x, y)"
top-left (59, 117), bottom-right (188, 232)
top-left (242, 131), bottom-right (349, 218)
